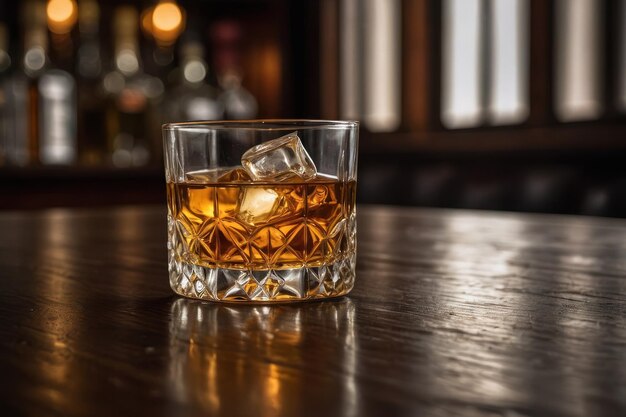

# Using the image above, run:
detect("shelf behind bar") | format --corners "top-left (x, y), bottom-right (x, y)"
top-left (0, 166), bottom-right (164, 179)
top-left (359, 122), bottom-right (626, 154)
top-left (0, 166), bottom-right (165, 210)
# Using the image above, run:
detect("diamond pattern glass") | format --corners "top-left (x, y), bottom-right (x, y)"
top-left (163, 120), bottom-right (358, 303)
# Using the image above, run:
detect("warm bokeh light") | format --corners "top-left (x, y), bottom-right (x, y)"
top-left (153, 2), bottom-right (182, 32)
top-left (141, 6), bottom-right (154, 37)
top-left (47, 0), bottom-right (78, 34)
top-left (151, 1), bottom-right (185, 45)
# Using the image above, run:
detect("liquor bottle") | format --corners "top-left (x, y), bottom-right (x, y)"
top-left (144, 0), bottom-right (184, 81)
top-left (0, 23), bottom-right (18, 166)
top-left (103, 6), bottom-right (163, 167)
top-left (144, 40), bottom-right (176, 86)
top-left (0, 21), bottom-right (29, 167)
top-left (210, 21), bottom-right (257, 119)
top-left (22, 1), bottom-right (46, 165)
top-left (76, 0), bottom-right (106, 166)
top-left (218, 69), bottom-right (257, 120)
top-left (165, 39), bottom-right (223, 122)
top-left (23, 0), bottom-right (77, 165)
top-left (0, 23), bottom-right (8, 165)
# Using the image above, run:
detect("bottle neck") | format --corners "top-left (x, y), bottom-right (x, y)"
top-left (182, 57), bottom-right (208, 86)
top-left (23, 29), bottom-right (48, 77)
top-left (180, 41), bottom-right (209, 86)
top-left (0, 24), bottom-right (10, 75)
top-left (78, 1), bottom-right (102, 79)
top-left (0, 50), bottom-right (10, 75)
top-left (113, 7), bottom-right (141, 77)
top-left (115, 37), bottom-right (141, 77)
top-left (78, 0), bottom-right (100, 37)
top-left (77, 33), bottom-right (101, 79)
top-left (50, 33), bottom-right (75, 73)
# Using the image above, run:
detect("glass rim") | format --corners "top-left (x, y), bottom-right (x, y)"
top-left (162, 119), bottom-right (360, 131)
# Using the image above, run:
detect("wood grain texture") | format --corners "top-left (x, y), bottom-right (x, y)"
top-left (0, 205), bottom-right (625, 417)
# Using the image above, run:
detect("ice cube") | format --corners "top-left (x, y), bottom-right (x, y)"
top-left (186, 168), bottom-right (222, 183)
top-left (218, 167), bottom-right (252, 182)
top-left (241, 132), bottom-right (317, 181)
top-left (185, 167), bottom-right (251, 183)
top-left (237, 187), bottom-right (280, 225)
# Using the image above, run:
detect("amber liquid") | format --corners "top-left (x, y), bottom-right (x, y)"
top-left (167, 174), bottom-right (356, 270)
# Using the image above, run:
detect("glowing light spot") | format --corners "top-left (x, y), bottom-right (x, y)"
top-left (152, 2), bottom-right (182, 32)
top-left (47, 0), bottom-right (78, 34)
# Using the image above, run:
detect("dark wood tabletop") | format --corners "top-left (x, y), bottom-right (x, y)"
top-left (0, 205), bottom-right (625, 417)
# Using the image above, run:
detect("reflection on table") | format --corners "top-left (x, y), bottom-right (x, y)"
top-left (168, 298), bottom-right (357, 416)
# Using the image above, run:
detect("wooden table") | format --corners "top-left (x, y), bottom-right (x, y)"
top-left (1, 205), bottom-right (625, 416)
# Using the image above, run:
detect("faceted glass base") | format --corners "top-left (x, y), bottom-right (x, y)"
top-left (168, 254), bottom-right (356, 302)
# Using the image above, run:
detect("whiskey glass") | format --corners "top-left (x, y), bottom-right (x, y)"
top-left (163, 120), bottom-right (358, 302)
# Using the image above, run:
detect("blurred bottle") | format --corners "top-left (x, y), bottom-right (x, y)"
top-left (144, 0), bottom-right (185, 81)
top-left (103, 6), bottom-right (163, 168)
top-left (165, 39), bottom-right (223, 122)
top-left (22, 0), bottom-right (77, 165)
top-left (210, 20), bottom-right (257, 119)
top-left (76, 0), bottom-right (106, 166)
top-left (0, 23), bottom-right (29, 166)
top-left (218, 70), bottom-right (257, 120)
top-left (147, 43), bottom-right (175, 91)
top-left (0, 23), bottom-right (9, 165)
